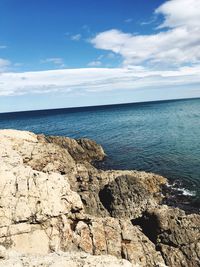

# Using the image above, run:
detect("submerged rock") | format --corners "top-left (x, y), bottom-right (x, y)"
top-left (0, 129), bottom-right (199, 267)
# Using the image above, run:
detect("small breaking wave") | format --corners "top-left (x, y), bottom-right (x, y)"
top-left (166, 181), bottom-right (196, 197)
top-left (177, 188), bottom-right (196, 197)
top-left (163, 180), bottom-right (199, 213)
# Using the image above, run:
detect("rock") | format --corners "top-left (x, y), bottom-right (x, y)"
top-left (133, 205), bottom-right (200, 267)
top-left (0, 158), bottom-right (83, 226)
top-left (0, 251), bottom-right (133, 267)
top-left (0, 129), bottom-right (198, 267)
top-left (99, 174), bottom-right (161, 219)
top-left (68, 216), bottom-right (166, 266)
top-left (0, 245), bottom-right (7, 259)
top-left (71, 167), bottom-right (166, 217)
top-left (154, 206), bottom-right (200, 267)
top-left (42, 135), bottom-right (106, 163)
top-left (0, 129), bottom-right (165, 219)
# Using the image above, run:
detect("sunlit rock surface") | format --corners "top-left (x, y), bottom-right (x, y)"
top-left (0, 129), bottom-right (199, 267)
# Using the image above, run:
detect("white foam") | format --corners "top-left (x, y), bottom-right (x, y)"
top-left (178, 188), bottom-right (196, 196)
top-left (166, 182), bottom-right (196, 197)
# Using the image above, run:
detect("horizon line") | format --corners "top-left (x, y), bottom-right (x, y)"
top-left (1, 96), bottom-right (200, 115)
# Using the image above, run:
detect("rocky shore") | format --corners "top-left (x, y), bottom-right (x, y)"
top-left (0, 129), bottom-right (199, 267)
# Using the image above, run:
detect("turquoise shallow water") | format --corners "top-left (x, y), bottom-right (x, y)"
top-left (0, 98), bottom-right (200, 209)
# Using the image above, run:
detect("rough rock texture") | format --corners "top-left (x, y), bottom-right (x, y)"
top-left (0, 129), bottom-right (199, 267)
top-left (99, 174), bottom-right (164, 219)
top-left (44, 135), bottom-right (106, 162)
top-left (133, 206), bottom-right (200, 267)
top-left (0, 251), bottom-right (133, 267)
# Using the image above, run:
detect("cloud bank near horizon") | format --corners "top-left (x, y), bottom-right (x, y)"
top-left (1, 66), bottom-right (200, 97)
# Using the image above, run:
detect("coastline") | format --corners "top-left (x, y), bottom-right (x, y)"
top-left (96, 159), bottom-right (200, 215)
top-left (0, 97), bottom-right (199, 205)
top-left (0, 129), bottom-right (199, 267)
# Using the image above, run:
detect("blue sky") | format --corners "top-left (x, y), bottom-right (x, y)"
top-left (0, 0), bottom-right (164, 71)
top-left (0, 0), bottom-right (200, 112)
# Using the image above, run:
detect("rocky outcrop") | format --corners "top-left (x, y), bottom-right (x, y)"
top-left (44, 135), bottom-right (106, 162)
top-left (99, 173), bottom-right (165, 219)
top-left (0, 129), bottom-right (199, 266)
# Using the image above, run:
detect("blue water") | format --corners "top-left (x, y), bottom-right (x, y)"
top-left (0, 98), bottom-right (200, 206)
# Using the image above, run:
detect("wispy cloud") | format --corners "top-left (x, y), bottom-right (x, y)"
top-left (70, 34), bottom-right (82, 41)
top-left (82, 25), bottom-right (91, 33)
top-left (41, 58), bottom-right (65, 68)
top-left (1, 66), bottom-right (200, 96)
top-left (0, 58), bottom-right (11, 72)
top-left (14, 63), bottom-right (23, 67)
top-left (106, 52), bottom-right (116, 59)
top-left (87, 60), bottom-right (102, 67)
top-left (124, 18), bottom-right (133, 23)
top-left (91, 0), bottom-right (200, 68)
top-left (0, 45), bottom-right (7, 49)
top-left (140, 17), bottom-right (156, 26)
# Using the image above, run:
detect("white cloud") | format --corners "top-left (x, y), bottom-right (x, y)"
top-left (70, 34), bottom-right (82, 41)
top-left (0, 66), bottom-right (200, 96)
top-left (155, 0), bottom-right (200, 28)
top-left (0, 58), bottom-right (11, 72)
top-left (91, 0), bottom-right (200, 68)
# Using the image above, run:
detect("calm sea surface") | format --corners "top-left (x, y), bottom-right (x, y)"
top-left (0, 98), bottom-right (200, 207)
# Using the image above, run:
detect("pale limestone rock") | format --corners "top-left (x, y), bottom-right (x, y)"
top-left (0, 129), bottom-right (38, 142)
top-left (0, 245), bottom-right (7, 259)
top-left (74, 221), bottom-right (93, 254)
top-left (0, 163), bottom-right (83, 225)
top-left (0, 251), bottom-right (133, 267)
top-left (90, 221), bottom-right (107, 255)
top-left (0, 130), bottom-right (84, 257)
top-left (11, 229), bottom-right (49, 254)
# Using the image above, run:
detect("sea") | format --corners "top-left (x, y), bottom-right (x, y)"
top-left (0, 98), bottom-right (199, 212)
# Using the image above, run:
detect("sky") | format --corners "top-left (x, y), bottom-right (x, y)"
top-left (0, 0), bottom-right (200, 112)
